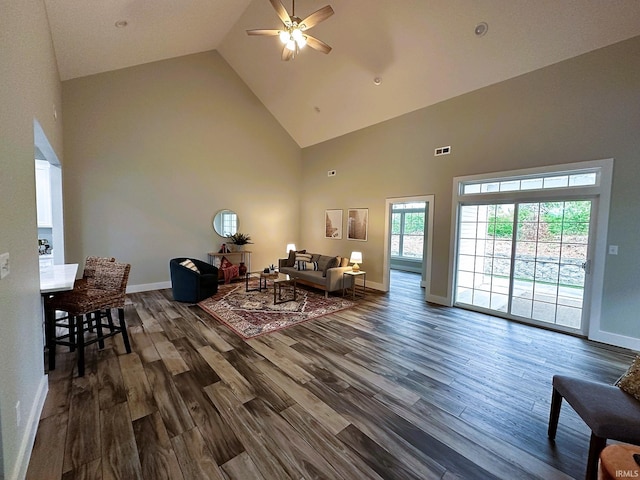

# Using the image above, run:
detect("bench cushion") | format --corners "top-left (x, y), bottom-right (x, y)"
top-left (553, 375), bottom-right (640, 442)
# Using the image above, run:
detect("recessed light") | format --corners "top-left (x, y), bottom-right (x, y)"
top-left (373, 77), bottom-right (382, 86)
top-left (115, 20), bottom-right (128, 28)
top-left (474, 22), bottom-right (488, 37)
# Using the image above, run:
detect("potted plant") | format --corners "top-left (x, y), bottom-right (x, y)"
top-left (226, 232), bottom-right (253, 251)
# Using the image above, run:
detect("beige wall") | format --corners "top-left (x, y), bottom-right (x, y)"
top-left (0, 0), bottom-right (63, 478)
top-left (301, 36), bottom-right (640, 340)
top-left (62, 51), bottom-right (301, 287)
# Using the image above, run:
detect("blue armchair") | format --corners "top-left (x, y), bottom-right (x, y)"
top-left (169, 258), bottom-right (219, 303)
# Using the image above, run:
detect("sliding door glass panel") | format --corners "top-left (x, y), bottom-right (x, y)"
top-left (456, 204), bottom-right (514, 312)
top-left (456, 200), bottom-right (591, 332)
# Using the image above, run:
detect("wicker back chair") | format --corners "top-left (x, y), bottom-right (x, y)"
top-left (46, 260), bottom-right (132, 376)
top-left (76, 256), bottom-right (116, 289)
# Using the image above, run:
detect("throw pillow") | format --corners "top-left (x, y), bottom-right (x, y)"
top-left (287, 249), bottom-right (305, 267)
top-left (295, 253), bottom-right (313, 271)
top-left (322, 256), bottom-right (340, 277)
top-left (297, 261), bottom-right (319, 271)
top-left (220, 256), bottom-right (234, 270)
top-left (295, 253), bottom-right (312, 263)
top-left (340, 256), bottom-right (349, 267)
top-left (616, 356), bottom-right (640, 401)
top-left (180, 259), bottom-right (200, 273)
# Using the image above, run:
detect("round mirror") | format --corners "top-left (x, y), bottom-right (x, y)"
top-left (212, 209), bottom-right (238, 237)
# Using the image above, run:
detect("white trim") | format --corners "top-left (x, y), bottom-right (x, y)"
top-left (9, 375), bottom-right (48, 480)
top-left (383, 195), bottom-right (434, 298)
top-left (450, 159), bottom-right (616, 344)
top-left (127, 281), bottom-right (171, 293)
top-left (589, 330), bottom-right (640, 352)
top-left (426, 294), bottom-right (450, 306)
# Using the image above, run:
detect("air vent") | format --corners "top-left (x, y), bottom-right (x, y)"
top-left (434, 146), bottom-right (451, 156)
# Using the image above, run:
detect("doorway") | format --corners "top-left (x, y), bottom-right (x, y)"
top-left (34, 119), bottom-right (65, 265)
top-left (383, 195), bottom-right (434, 296)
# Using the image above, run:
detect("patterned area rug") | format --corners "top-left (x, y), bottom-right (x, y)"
top-left (198, 280), bottom-right (355, 339)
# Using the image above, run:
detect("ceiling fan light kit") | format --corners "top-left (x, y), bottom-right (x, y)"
top-left (247, 0), bottom-right (334, 61)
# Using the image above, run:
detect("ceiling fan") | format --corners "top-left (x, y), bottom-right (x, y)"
top-left (247, 0), bottom-right (334, 61)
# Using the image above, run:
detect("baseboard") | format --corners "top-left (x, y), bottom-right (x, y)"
top-left (9, 374), bottom-right (48, 480)
top-left (127, 281), bottom-right (171, 293)
top-left (426, 294), bottom-right (450, 306)
top-left (589, 329), bottom-right (640, 352)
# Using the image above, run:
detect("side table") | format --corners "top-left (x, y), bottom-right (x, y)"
top-left (343, 270), bottom-right (366, 299)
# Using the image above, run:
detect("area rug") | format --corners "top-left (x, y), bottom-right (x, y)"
top-left (197, 280), bottom-right (355, 339)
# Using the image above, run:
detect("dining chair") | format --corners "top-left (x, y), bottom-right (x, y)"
top-left (45, 260), bottom-right (132, 376)
top-left (44, 256), bottom-right (116, 352)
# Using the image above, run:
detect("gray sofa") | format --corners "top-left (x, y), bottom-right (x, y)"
top-left (278, 250), bottom-right (354, 297)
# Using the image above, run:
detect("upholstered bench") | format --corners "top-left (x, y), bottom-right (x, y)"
top-left (548, 375), bottom-right (640, 480)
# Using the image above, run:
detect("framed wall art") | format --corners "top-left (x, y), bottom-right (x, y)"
top-left (347, 208), bottom-right (368, 241)
top-left (325, 209), bottom-right (343, 239)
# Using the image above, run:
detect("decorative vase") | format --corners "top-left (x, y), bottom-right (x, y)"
top-left (235, 244), bottom-right (244, 252)
top-left (238, 262), bottom-right (247, 276)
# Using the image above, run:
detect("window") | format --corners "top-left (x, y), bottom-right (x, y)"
top-left (391, 202), bottom-right (426, 259)
top-left (461, 171), bottom-right (597, 195)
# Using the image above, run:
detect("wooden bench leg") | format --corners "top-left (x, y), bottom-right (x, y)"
top-left (548, 387), bottom-right (562, 440)
top-left (585, 433), bottom-right (606, 480)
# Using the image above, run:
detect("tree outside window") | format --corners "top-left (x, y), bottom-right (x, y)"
top-left (391, 202), bottom-right (426, 259)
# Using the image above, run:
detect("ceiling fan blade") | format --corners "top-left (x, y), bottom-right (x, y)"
top-left (281, 45), bottom-right (294, 61)
top-left (270, 0), bottom-right (292, 26)
top-left (305, 35), bottom-right (332, 54)
top-left (299, 5), bottom-right (334, 30)
top-left (246, 29), bottom-right (281, 36)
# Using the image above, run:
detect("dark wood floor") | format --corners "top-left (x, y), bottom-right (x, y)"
top-left (27, 270), bottom-right (635, 480)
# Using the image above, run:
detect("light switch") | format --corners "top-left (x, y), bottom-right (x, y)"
top-left (0, 252), bottom-right (9, 279)
top-left (608, 245), bottom-right (619, 255)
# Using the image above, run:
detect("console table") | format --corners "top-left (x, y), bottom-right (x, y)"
top-left (207, 251), bottom-right (252, 272)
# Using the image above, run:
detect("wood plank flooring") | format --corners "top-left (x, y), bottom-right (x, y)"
top-left (27, 270), bottom-right (636, 479)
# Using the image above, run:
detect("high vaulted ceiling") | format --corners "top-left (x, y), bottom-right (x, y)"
top-left (45, 0), bottom-right (640, 147)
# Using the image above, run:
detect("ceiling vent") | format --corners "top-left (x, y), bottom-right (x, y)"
top-left (434, 146), bottom-right (451, 156)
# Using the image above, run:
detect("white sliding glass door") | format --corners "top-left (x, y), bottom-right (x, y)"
top-left (455, 199), bottom-right (594, 332)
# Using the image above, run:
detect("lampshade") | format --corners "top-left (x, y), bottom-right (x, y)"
top-left (349, 251), bottom-right (363, 271)
top-left (286, 243), bottom-right (297, 254)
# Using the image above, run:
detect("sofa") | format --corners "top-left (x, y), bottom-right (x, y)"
top-left (278, 250), bottom-right (354, 297)
top-left (169, 257), bottom-right (219, 302)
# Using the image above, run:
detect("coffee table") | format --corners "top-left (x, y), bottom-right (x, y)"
top-left (245, 271), bottom-right (297, 304)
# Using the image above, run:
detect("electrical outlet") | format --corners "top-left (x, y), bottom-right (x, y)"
top-left (0, 252), bottom-right (9, 279)
top-left (608, 245), bottom-right (619, 255)
top-left (327, 170), bottom-right (337, 177)
top-left (16, 401), bottom-right (21, 427)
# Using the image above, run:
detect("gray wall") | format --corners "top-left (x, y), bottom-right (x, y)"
top-left (300, 36), bottom-right (640, 340)
top-left (0, 0), bottom-right (63, 478)
top-left (62, 51), bottom-right (301, 286)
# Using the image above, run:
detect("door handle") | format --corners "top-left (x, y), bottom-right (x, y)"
top-left (581, 259), bottom-right (591, 274)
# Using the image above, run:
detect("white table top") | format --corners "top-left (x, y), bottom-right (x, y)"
top-left (40, 263), bottom-right (79, 294)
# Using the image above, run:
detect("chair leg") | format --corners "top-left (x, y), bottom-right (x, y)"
top-left (118, 308), bottom-right (132, 353)
top-left (548, 387), bottom-right (562, 440)
top-left (46, 307), bottom-right (57, 371)
top-left (93, 311), bottom-right (105, 349)
top-left (585, 433), bottom-right (606, 480)
top-left (68, 313), bottom-right (76, 352)
top-left (75, 315), bottom-right (85, 377)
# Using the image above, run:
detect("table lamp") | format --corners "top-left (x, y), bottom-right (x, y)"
top-left (350, 251), bottom-right (363, 272)
top-left (286, 243), bottom-right (297, 254)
